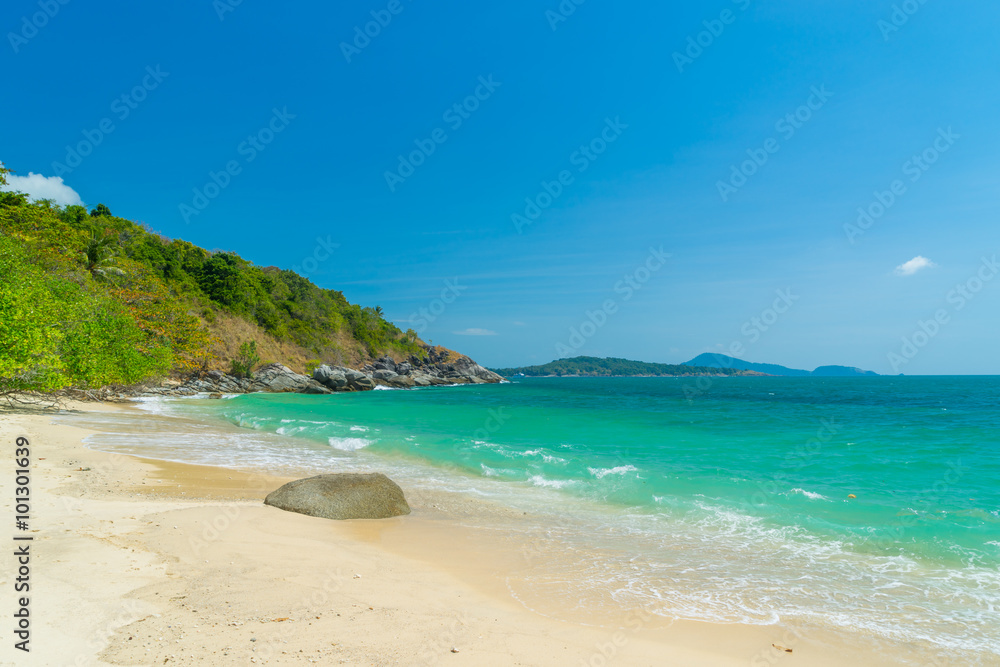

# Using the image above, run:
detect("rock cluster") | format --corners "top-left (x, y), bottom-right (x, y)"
top-left (143, 364), bottom-right (332, 397)
top-left (139, 350), bottom-right (503, 398)
top-left (312, 352), bottom-right (502, 391)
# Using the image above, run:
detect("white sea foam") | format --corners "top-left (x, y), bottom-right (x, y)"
top-left (514, 449), bottom-right (567, 464)
top-left (790, 488), bottom-right (828, 501)
top-left (130, 396), bottom-right (172, 415)
top-left (528, 475), bottom-right (575, 489)
top-left (349, 425), bottom-right (369, 432)
top-left (588, 464), bottom-right (638, 479)
top-left (327, 437), bottom-right (372, 451)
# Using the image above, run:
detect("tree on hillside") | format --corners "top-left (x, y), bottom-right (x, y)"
top-left (83, 229), bottom-right (125, 280)
top-left (230, 341), bottom-right (260, 378)
top-left (90, 203), bottom-right (112, 217)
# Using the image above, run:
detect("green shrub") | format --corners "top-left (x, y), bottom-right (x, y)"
top-left (0, 238), bottom-right (67, 392)
top-left (60, 302), bottom-right (172, 387)
top-left (230, 341), bottom-right (260, 378)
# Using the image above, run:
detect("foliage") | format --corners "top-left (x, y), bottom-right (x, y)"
top-left (0, 236), bottom-right (171, 393)
top-left (491, 356), bottom-right (759, 377)
top-left (0, 238), bottom-right (67, 393)
top-left (230, 341), bottom-right (260, 378)
top-left (82, 229), bottom-right (125, 280)
top-left (60, 301), bottom-right (172, 387)
top-left (0, 162), bottom-right (425, 392)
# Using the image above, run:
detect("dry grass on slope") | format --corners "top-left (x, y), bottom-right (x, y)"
top-left (202, 312), bottom-right (367, 374)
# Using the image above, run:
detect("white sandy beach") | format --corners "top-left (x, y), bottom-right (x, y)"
top-left (0, 402), bottom-right (911, 666)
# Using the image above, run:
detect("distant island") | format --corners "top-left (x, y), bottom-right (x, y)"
top-left (490, 357), bottom-right (764, 378)
top-left (683, 354), bottom-right (879, 377)
top-left (491, 355), bottom-right (879, 378)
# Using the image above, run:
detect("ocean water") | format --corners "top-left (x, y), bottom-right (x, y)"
top-left (65, 377), bottom-right (1000, 663)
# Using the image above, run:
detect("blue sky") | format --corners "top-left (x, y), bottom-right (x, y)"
top-left (3, 0), bottom-right (999, 373)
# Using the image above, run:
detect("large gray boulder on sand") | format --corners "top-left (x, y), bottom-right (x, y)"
top-left (263, 473), bottom-right (411, 520)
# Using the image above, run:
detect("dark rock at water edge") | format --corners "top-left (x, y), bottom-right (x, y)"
top-left (141, 363), bottom-right (332, 398)
top-left (263, 473), bottom-right (411, 520)
top-left (311, 351), bottom-right (503, 393)
top-left (100, 346), bottom-right (503, 399)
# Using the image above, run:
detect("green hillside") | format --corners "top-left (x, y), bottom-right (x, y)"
top-left (491, 356), bottom-right (760, 377)
top-left (0, 164), bottom-right (423, 395)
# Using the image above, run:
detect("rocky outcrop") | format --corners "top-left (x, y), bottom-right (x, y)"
top-left (366, 350), bottom-right (503, 385)
top-left (308, 348), bottom-right (503, 393)
top-left (313, 365), bottom-right (348, 390)
top-left (135, 346), bottom-right (502, 398)
top-left (263, 473), bottom-right (410, 520)
top-left (248, 363), bottom-right (329, 393)
top-left (143, 364), bottom-right (331, 397)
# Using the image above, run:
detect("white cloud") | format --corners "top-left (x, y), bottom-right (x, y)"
top-left (453, 328), bottom-right (498, 336)
top-left (2, 172), bottom-right (84, 207)
top-left (894, 256), bottom-right (937, 276)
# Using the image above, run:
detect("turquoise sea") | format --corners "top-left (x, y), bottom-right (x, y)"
top-left (66, 376), bottom-right (1000, 663)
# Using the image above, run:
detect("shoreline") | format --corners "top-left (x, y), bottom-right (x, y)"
top-left (1, 401), bottom-right (916, 666)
